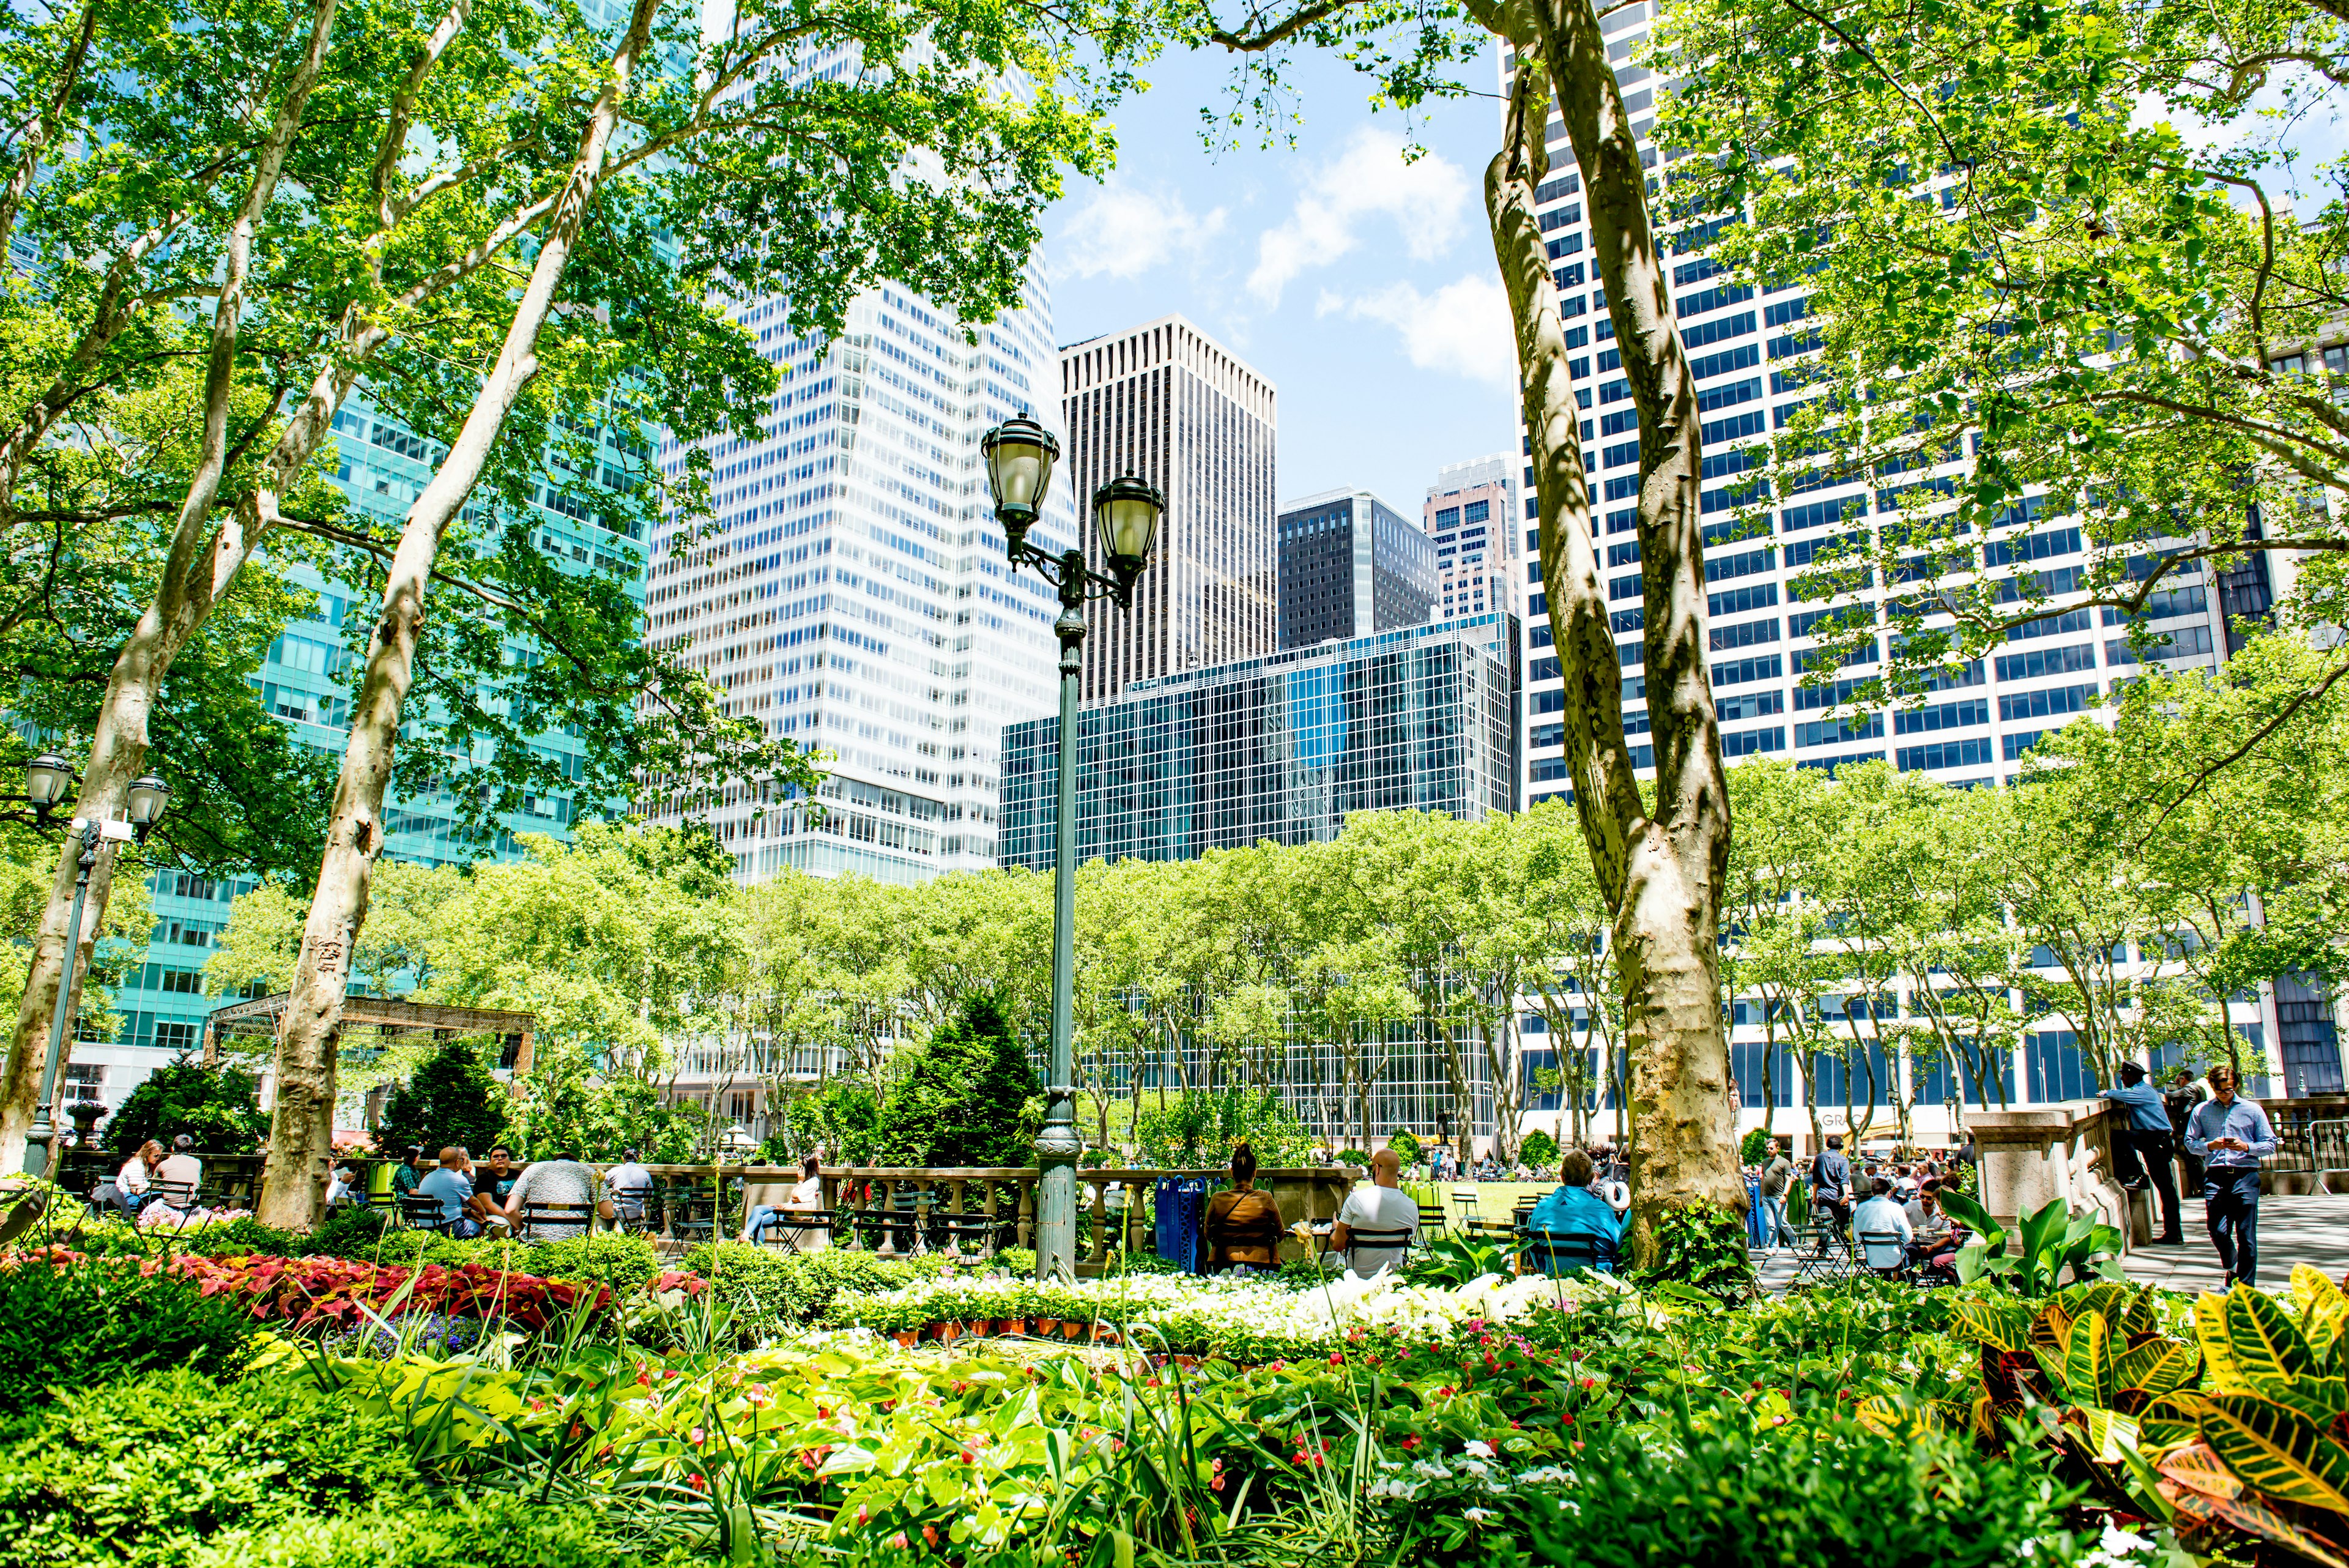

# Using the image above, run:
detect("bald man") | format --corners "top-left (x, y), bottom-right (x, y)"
top-left (1331, 1147), bottom-right (1420, 1276)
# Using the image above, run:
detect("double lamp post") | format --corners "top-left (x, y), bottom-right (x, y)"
top-left (14, 752), bottom-right (169, 1178)
top-left (980, 415), bottom-right (1162, 1282)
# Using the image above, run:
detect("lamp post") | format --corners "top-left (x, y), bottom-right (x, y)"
top-left (981, 415), bottom-right (1163, 1281)
top-left (17, 756), bottom-right (168, 1177)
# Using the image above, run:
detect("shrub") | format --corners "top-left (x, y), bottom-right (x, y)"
top-left (0, 1365), bottom-right (422, 1568)
top-left (1520, 1129), bottom-right (1560, 1171)
top-left (1385, 1128), bottom-right (1422, 1164)
top-left (179, 1217), bottom-right (303, 1258)
top-left (1631, 1203), bottom-right (1756, 1304)
top-left (524, 1231), bottom-right (660, 1295)
top-left (1335, 1148), bottom-right (1369, 1168)
top-left (1740, 1126), bottom-right (1775, 1165)
top-left (305, 1205), bottom-right (393, 1258)
top-left (187, 1494), bottom-right (692, 1568)
top-left (874, 992), bottom-right (1039, 1167)
top-left (0, 1257), bottom-right (258, 1416)
top-left (1516, 1409), bottom-right (2084, 1568)
top-left (373, 1038), bottom-right (506, 1162)
top-left (679, 1243), bottom-right (921, 1339)
top-left (104, 1055), bottom-right (269, 1157)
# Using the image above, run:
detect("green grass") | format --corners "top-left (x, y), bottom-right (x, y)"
top-left (1399, 1180), bottom-right (1557, 1224)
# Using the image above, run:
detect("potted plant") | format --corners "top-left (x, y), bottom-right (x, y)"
top-left (67, 1101), bottom-right (106, 1138)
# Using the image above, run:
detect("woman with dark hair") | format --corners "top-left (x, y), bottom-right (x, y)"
top-left (741, 1154), bottom-right (828, 1248)
top-left (1202, 1142), bottom-right (1285, 1275)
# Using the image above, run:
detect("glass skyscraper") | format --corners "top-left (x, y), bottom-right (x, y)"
top-left (997, 613), bottom-right (1520, 869)
top-left (72, 392), bottom-right (650, 1111)
top-left (1276, 488), bottom-right (1438, 651)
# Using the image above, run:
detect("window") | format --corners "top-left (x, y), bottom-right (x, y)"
top-left (1464, 499), bottom-right (1489, 524)
top-left (1994, 644), bottom-right (2096, 682)
top-left (1723, 725), bottom-right (1786, 756)
top-left (1998, 683), bottom-right (2096, 723)
top-left (1897, 737), bottom-right (1994, 771)
top-left (1893, 697), bottom-right (1988, 734)
top-left (1796, 715), bottom-right (1883, 748)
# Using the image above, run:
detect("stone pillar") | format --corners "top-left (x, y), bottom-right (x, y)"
top-left (1967, 1101), bottom-right (2131, 1254)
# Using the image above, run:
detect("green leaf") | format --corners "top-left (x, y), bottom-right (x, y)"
top-left (1950, 1296), bottom-right (2034, 1351)
top-left (2113, 1337), bottom-right (2201, 1399)
top-left (2200, 1395), bottom-right (2349, 1514)
top-left (2066, 1306), bottom-right (2115, 1408)
top-left (2226, 1285), bottom-right (2321, 1392)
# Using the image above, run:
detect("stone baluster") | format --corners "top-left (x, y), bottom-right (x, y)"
top-left (874, 1178), bottom-right (897, 1257)
top-left (1016, 1176), bottom-right (1035, 1251)
top-left (1087, 1178), bottom-right (1110, 1266)
top-left (1122, 1178), bottom-right (1146, 1258)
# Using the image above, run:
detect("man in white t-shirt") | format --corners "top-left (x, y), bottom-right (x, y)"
top-left (1330, 1148), bottom-right (1419, 1276)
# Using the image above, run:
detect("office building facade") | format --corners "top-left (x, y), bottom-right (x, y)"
top-left (640, 271), bottom-right (1069, 883)
top-left (1424, 455), bottom-right (1522, 623)
top-left (1504, 7), bottom-right (2342, 1117)
top-left (1277, 488), bottom-right (1439, 650)
top-left (998, 612), bottom-right (1520, 869)
top-left (1059, 316), bottom-right (1278, 703)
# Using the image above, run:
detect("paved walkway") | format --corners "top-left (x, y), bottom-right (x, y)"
top-left (1751, 1193), bottom-right (2349, 1296)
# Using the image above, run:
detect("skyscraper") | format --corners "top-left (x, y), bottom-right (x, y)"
top-left (1277, 488), bottom-right (1439, 650)
top-left (1058, 315), bottom-right (1278, 703)
top-left (1423, 455), bottom-right (1522, 623)
top-left (999, 612), bottom-right (1520, 868)
top-left (640, 270), bottom-right (1069, 883)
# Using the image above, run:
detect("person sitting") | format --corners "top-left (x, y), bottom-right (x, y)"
top-left (1851, 1176), bottom-right (1915, 1271)
top-left (467, 1146), bottom-right (522, 1229)
top-left (324, 1161), bottom-right (366, 1210)
top-left (1331, 1147), bottom-right (1420, 1276)
top-left (157, 1134), bottom-right (203, 1194)
top-left (1203, 1142), bottom-right (1288, 1276)
top-left (97, 1140), bottom-right (163, 1219)
top-left (417, 1146), bottom-right (484, 1237)
top-left (603, 1148), bottom-right (655, 1226)
top-left (741, 1156), bottom-right (828, 1248)
top-left (1903, 1178), bottom-right (1950, 1240)
top-left (1524, 1150), bottom-right (1624, 1274)
top-left (499, 1146), bottom-right (614, 1239)
top-left (391, 1145), bottom-right (426, 1198)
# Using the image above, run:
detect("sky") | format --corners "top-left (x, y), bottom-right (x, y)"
top-left (1039, 44), bottom-right (1521, 519)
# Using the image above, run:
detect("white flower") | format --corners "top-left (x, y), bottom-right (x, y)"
top-left (1464, 1440), bottom-right (1496, 1458)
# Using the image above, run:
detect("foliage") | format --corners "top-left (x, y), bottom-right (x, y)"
top-left (177, 1217), bottom-right (305, 1259)
top-left (373, 1038), bottom-right (507, 1162)
top-left (782, 1078), bottom-right (885, 1164)
top-left (1520, 1129), bottom-right (1560, 1172)
top-left (1335, 1147), bottom-right (1370, 1168)
top-left (522, 1232), bottom-right (663, 1297)
top-left (1941, 1191), bottom-right (2125, 1295)
top-left (1740, 1128), bottom-right (1773, 1166)
top-left (0, 1365), bottom-right (424, 1568)
top-left (104, 1055), bottom-right (268, 1156)
top-left (305, 1205), bottom-right (395, 1258)
top-left (1948, 1281), bottom-right (2201, 1452)
top-left (1134, 1087), bottom-right (1310, 1169)
top-left (1386, 1128), bottom-right (1423, 1163)
top-left (1403, 1231), bottom-right (1523, 1290)
top-left (1630, 1203), bottom-right (1757, 1304)
top-left (875, 993), bottom-right (1039, 1168)
top-left (676, 1243), bottom-right (925, 1342)
top-left (186, 1495), bottom-right (680, 1568)
top-left (0, 1257), bottom-right (258, 1416)
top-left (1516, 1404), bottom-right (2089, 1568)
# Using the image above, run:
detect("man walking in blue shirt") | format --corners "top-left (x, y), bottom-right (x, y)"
top-left (2184, 1065), bottom-right (2276, 1289)
top-left (2100, 1062), bottom-right (2184, 1244)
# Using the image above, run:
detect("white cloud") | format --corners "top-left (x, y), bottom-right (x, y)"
top-left (1248, 127), bottom-right (1472, 307)
top-left (1323, 274), bottom-right (1517, 388)
top-left (1056, 181), bottom-right (1226, 280)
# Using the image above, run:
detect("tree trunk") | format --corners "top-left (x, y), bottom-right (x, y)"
top-left (255, 0), bottom-right (659, 1228)
top-left (1487, 11), bottom-right (1744, 1265)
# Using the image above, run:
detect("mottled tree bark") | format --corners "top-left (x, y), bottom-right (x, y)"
top-left (257, 0), bottom-right (664, 1228)
top-left (1483, 5), bottom-right (1744, 1261)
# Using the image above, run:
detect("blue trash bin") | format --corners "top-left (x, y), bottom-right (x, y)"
top-left (1154, 1177), bottom-right (1208, 1273)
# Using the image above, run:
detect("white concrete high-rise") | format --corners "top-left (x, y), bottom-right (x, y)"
top-left (1059, 315), bottom-right (1278, 704)
top-left (642, 267), bottom-right (1072, 883)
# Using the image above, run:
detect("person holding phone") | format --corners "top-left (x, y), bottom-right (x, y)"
top-left (2184, 1065), bottom-right (2276, 1289)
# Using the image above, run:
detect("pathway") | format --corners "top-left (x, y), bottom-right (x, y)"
top-left (1749, 1192), bottom-right (2349, 1296)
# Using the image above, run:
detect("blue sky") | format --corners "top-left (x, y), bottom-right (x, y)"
top-left (1041, 44), bottom-right (1521, 519)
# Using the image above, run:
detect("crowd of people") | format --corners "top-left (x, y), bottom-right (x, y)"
top-left (374, 1143), bottom-right (653, 1240)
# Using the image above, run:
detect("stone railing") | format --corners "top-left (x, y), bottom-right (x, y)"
top-left (1967, 1100), bottom-right (2132, 1249)
top-left (793, 1166), bottom-right (1357, 1273)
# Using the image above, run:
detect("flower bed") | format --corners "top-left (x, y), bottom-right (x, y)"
top-left (824, 1267), bottom-right (1624, 1359)
top-left (171, 1252), bottom-right (614, 1331)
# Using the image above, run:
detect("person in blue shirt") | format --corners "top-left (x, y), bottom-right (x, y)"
top-left (2099, 1062), bottom-right (2184, 1244)
top-left (2184, 1065), bottom-right (2276, 1288)
top-left (415, 1146), bottom-right (483, 1238)
top-left (1524, 1148), bottom-right (1622, 1274)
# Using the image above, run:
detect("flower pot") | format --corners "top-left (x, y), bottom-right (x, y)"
top-left (937, 1320), bottom-right (961, 1344)
top-left (1059, 1320), bottom-right (1083, 1342)
top-left (893, 1331), bottom-right (917, 1348)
